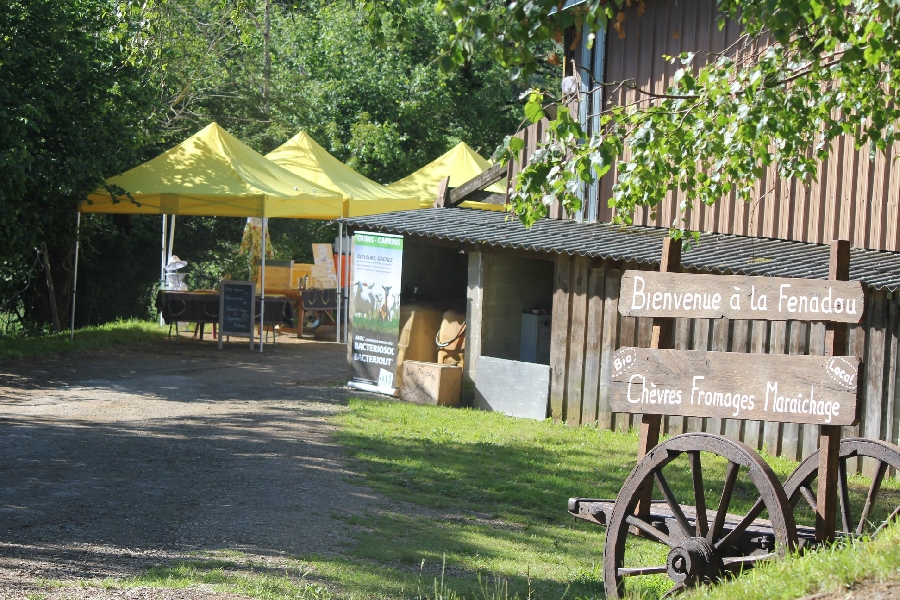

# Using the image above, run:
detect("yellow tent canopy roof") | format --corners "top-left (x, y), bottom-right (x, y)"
top-left (387, 142), bottom-right (506, 209)
top-left (82, 123), bottom-right (344, 218)
top-left (266, 131), bottom-right (420, 217)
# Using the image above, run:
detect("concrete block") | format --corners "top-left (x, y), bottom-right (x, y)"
top-left (474, 356), bottom-right (550, 420)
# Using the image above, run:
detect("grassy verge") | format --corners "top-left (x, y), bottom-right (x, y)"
top-left (684, 521), bottom-right (900, 600)
top-left (0, 319), bottom-right (166, 360)
top-left (327, 398), bottom-right (641, 599)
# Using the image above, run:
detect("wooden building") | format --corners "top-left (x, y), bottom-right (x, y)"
top-left (342, 209), bottom-right (900, 465)
top-left (342, 0), bottom-right (900, 465)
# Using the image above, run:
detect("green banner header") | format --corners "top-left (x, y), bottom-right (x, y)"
top-left (354, 232), bottom-right (403, 250)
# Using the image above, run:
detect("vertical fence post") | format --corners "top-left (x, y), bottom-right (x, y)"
top-left (636, 237), bottom-right (681, 515)
top-left (817, 239), bottom-right (851, 542)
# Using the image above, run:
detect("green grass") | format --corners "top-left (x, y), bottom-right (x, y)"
top-left (0, 319), bottom-right (166, 359)
top-left (328, 399), bottom-right (641, 599)
top-left (36, 558), bottom-right (334, 599)
top-left (684, 521), bottom-right (900, 600)
top-left (128, 559), bottom-right (333, 599)
top-left (326, 399), bottom-right (900, 599)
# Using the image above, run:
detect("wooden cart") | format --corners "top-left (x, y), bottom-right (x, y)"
top-left (567, 240), bottom-right (900, 598)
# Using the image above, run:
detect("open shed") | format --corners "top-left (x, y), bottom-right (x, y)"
top-left (341, 207), bottom-right (900, 465)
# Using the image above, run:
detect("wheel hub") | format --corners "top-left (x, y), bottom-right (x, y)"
top-left (666, 538), bottom-right (721, 584)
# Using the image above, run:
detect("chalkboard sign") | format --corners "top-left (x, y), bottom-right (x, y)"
top-left (218, 280), bottom-right (255, 349)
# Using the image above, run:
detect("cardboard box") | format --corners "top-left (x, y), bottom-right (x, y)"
top-left (400, 361), bottom-right (463, 407)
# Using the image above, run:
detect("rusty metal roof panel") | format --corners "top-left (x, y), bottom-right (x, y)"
top-left (339, 208), bottom-right (900, 291)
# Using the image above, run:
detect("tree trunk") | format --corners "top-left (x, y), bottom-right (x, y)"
top-left (40, 242), bottom-right (61, 333)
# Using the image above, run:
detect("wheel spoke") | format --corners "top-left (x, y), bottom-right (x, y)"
top-left (799, 485), bottom-right (817, 512)
top-left (722, 552), bottom-right (776, 567)
top-left (654, 469), bottom-right (694, 539)
top-left (618, 565), bottom-right (668, 577)
top-left (625, 514), bottom-right (676, 548)
top-left (856, 460), bottom-right (888, 537)
top-left (872, 505), bottom-right (900, 538)
top-left (689, 450), bottom-right (708, 537)
top-left (661, 582), bottom-right (687, 599)
top-left (715, 497), bottom-right (766, 552)
top-left (838, 459), bottom-right (852, 534)
top-left (708, 460), bottom-right (740, 544)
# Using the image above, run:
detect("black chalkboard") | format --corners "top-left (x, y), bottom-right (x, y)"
top-left (218, 281), bottom-right (256, 349)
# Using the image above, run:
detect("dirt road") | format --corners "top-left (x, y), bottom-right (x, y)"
top-left (0, 336), bottom-right (375, 598)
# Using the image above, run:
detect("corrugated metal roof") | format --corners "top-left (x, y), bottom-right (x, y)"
top-left (340, 208), bottom-right (900, 291)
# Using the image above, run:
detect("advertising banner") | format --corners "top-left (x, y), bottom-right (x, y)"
top-left (348, 232), bottom-right (403, 394)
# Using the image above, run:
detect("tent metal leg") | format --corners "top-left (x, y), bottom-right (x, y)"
top-left (160, 214), bottom-right (167, 326)
top-left (260, 217), bottom-right (267, 353)
top-left (167, 214), bottom-right (176, 264)
top-left (337, 223), bottom-right (342, 344)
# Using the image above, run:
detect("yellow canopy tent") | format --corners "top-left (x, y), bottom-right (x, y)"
top-left (387, 142), bottom-right (506, 210)
top-left (83, 123), bottom-right (343, 218)
top-left (74, 123), bottom-right (345, 348)
top-left (265, 131), bottom-right (419, 217)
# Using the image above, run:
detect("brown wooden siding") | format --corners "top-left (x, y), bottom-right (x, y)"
top-left (509, 0), bottom-right (900, 252)
top-left (551, 254), bottom-right (900, 468)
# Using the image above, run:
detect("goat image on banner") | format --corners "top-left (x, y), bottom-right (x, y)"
top-left (348, 232), bottom-right (403, 394)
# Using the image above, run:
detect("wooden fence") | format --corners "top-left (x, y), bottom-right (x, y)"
top-left (550, 254), bottom-right (900, 470)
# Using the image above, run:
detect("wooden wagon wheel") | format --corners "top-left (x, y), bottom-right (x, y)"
top-left (784, 438), bottom-right (900, 539)
top-left (603, 433), bottom-right (797, 598)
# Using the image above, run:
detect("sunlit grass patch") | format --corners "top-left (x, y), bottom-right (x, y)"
top-left (0, 319), bottom-right (166, 359)
top-left (684, 521), bottom-right (900, 600)
top-left (97, 558), bottom-right (333, 599)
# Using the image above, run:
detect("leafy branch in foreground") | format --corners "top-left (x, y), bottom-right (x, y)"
top-left (479, 0), bottom-right (900, 239)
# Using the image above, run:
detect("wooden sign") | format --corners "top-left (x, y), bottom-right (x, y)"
top-left (619, 271), bottom-right (864, 323)
top-left (218, 280), bottom-right (256, 349)
top-left (610, 347), bottom-right (859, 425)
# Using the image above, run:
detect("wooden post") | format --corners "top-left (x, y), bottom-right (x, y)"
top-left (817, 239), bottom-right (850, 542)
top-left (434, 177), bottom-right (450, 208)
top-left (636, 237), bottom-right (681, 515)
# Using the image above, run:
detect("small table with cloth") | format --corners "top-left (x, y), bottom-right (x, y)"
top-left (155, 290), bottom-right (295, 343)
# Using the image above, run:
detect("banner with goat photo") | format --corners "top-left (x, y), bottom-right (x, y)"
top-left (348, 232), bottom-right (403, 394)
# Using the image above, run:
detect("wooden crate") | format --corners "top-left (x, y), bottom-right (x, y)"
top-left (258, 259), bottom-right (293, 290)
top-left (400, 361), bottom-right (463, 407)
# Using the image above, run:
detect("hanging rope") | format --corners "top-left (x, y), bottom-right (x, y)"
top-left (435, 322), bottom-right (466, 348)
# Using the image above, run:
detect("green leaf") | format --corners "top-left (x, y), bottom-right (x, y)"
top-left (524, 98), bottom-right (545, 123)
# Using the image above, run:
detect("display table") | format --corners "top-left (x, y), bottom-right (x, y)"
top-left (252, 289), bottom-right (304, 338)
top-left (155, 290), bottom-right (296, 336)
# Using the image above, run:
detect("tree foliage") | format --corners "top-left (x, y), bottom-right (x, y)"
top-left (1, 0), bottom-right (534, 332)
top-left (0, 0), bottom-right (157, 331)
top-left (434, 0), bottom-right (900, 241)
top-left (142, 0), bottom-right (529, 177)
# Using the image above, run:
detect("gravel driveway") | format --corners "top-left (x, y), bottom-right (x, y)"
top-left (0, 336), bottom-right (376, 598)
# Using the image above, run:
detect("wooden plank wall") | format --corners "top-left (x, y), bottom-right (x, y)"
top-left (596, 0), bottom-right (900, 251)
top-left (504, 0), bottom-right (900, 252)
top-left (550, 255), bottom-right (900, 468)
